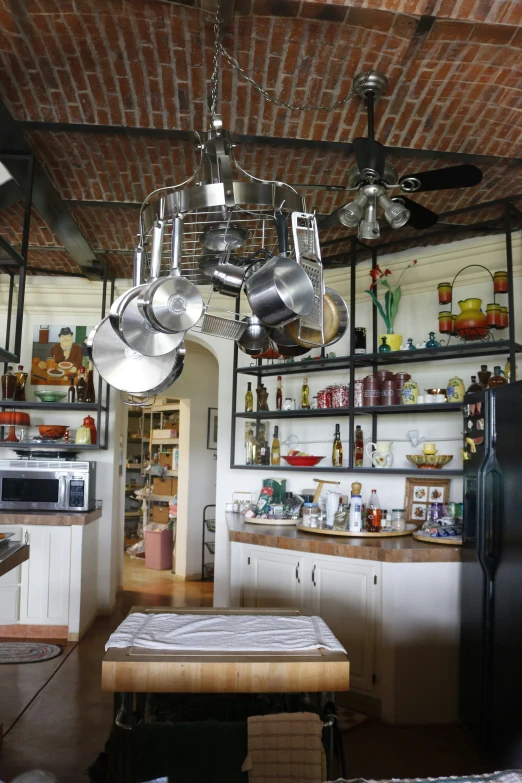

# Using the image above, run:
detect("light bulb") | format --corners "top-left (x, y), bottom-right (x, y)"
top-left (378, 193), bottom-right (411, 229)
top-left (338, 193), bottom-right (368, 228)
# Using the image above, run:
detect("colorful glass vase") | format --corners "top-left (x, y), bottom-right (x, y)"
top-left (379, 336), bottom-right (391, 353)
top-left (406, 338), bottom-right (416, 350)
top-left (454, 298), bottom-right (488, 341)
top-left (488, 366), bottom-right (507, 388)
top-left (426, 332), bottom-right (440, 348)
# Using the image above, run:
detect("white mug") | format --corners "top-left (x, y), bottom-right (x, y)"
top-left (424, 394), bottom-right (434, 404)
top-left (434, 394), bottom-right (446, 403)
top-left (417, 395), bottom-right (425, 404)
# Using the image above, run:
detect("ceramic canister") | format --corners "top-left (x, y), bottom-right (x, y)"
top-left (447, 376), bottom-right (465, 402)
top-left (402, 380), bottom-right (419, 405)
top-left (363, 375), bottom-right (381, 406)
top-left (381, 379), bottom-right (400, 406)
top-left (394, 372), bottom-right (411, 403)
top-left (376, 369), bottom-right (394, 384)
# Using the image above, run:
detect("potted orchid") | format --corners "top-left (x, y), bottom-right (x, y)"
top-left (364, 259), bottom-right (417, 352)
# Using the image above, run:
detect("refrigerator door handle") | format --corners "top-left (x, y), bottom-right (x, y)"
top-left (481, 464), bottom-right (503, 575)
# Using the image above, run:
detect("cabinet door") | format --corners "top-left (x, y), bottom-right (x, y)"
top-left (0, 526), bottom-right (23, 623)
top-left (309, 556), bottom-right (379, 694)
top-left (20, 526), bottom-right (71, 626)
top-left (243, 546), bottom-right (305, 610)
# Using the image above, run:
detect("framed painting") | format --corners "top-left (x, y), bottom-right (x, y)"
top-left (207, 408), bottom-right (218, 450)
top-left (404, 476), bottom-right (451, 524)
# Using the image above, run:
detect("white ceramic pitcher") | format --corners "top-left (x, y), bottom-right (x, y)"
top-left (365, 440), bottom-right (394, 468)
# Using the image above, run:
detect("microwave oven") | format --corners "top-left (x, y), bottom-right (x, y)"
top-left (0, 459), bottom-right (96, 512)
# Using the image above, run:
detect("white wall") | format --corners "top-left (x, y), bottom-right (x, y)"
top-left (165, 340), bottom-right (219, 578)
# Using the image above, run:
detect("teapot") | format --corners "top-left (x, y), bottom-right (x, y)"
top-left (365, 440), bottom-right (394, 469)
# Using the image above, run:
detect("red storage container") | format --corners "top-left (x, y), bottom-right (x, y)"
top-left (145, 526), bottom-right (173, 571)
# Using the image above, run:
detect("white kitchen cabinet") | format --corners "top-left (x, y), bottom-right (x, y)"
top-left (0, 526), bottom-right (23, 623)
top-left (243, 546), bottom-right (305, 610)
top-left (20, 526), bottom-right (71, 626)
top-left (309, 555), bottom-right (379, 694)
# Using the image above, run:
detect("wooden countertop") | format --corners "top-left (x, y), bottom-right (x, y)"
top-left (227, 514), bottom-right (462, 563)
top-left (0, 542), bottom-right (30, 577)
top-left (0, 506), bottom-right (102, 527)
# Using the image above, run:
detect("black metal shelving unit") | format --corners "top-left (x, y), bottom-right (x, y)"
top-left (230, 200), bottom-right (521, 475)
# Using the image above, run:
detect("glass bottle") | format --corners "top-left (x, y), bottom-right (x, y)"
top-left (379, 336), bottom-right (391, 353)
top-left (271, 425), bottom-right (281, 466)
top-left (332, 424), bottom-right (343, 467)
top-left (301, 377), bottom-right (310, 409)
top-left (13, 365), bottom-right (27, 401)
top-left (406, 338), bottom-right (416, 351)
top-left (1, 366), bottom-right (16, 400)
top-left (354, 424), bottom-right (364, 467)
top-left (467, 376), bottom-right (483, 393)
top-left (488, 366), bottom-right (508, 388)
top-left (478, 365), bottom-right (491, 389)
top-left (255, 425), bottom-right (268, 465)
top-left (276, 376), bottom-right (283, 411)
top-left (76, 367), bottom-right (87, 403)
top-left (244, 382), bottom-right (253, 412)
top-left (257, 385), bottom-right (269, 411)
top-left (85, 362), bottom-right (96, 403)
top-left (366, 489), bottom-right (381, 532)
top-left (67, 377), bottom-right (76, 403)
top-left (426, 331), bottom-right (440, 348)
top-left (245, 429), bottom-right (257, 465)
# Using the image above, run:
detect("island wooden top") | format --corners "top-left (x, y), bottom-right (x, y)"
top-left (102, 607), bottom-right (350, 694)
top-left (0, 506), bottom-right (102, 527)
top-left (0, 542), bottom-right (30, 577)
top-left (227, 514), bottom-right (462, 563)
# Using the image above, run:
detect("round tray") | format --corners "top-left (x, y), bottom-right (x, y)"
top-left (295, 523), bottom-right (417, 538)
top-left (413, 531), bottom-right (462, 546)
top-left (244, 516), bottom-right (296, 526)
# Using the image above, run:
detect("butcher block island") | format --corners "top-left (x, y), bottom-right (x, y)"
top-left (0, 507), bottom-right (102, 641)
top-left (227, 514), bottom-right (462, 725)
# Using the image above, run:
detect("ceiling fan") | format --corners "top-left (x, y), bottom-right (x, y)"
top-left (320, 72), bottom-right (483, 239)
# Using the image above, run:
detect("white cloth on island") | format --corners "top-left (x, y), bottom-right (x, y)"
top-left (105, 613), bottom-right (346, 653)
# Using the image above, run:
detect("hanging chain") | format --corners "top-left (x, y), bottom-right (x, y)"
top-left (208, 6), bottom-right (371, 114)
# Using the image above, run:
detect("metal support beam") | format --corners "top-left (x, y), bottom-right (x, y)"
top-left (0, 101), bottom-right (100, 278)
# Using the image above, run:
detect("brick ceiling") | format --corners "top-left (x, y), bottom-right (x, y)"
top-left (0, 0), bottom-right (521, 278)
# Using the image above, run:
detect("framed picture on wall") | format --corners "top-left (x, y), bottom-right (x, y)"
top-left (30, 324), bottom-right (93, 385)
top-left (405, 477), bottom-right (451, 524)
top-left (207, 408), bottom-right (218, 450)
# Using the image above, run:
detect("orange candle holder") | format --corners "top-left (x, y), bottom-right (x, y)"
top-left (438, 311), bottom-right (453, 333)
top-left (437, 282), bottom-right (452, 305)
top-left (493, 271), bottom-right (508, 294)
top-left (486, 303), bottom-right (501, 328)
top-left (499, 306), bottom-right (509, 329)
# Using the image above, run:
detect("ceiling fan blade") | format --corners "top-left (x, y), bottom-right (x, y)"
top-left (395, 196), bottom-right (439, 230)
top-left (352, 137), bottom-right (386, 178)
top-left (400, 164), bottom-right (482, 193)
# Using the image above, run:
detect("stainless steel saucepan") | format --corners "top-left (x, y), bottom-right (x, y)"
top-left (211, 246), bottom-right (245, 298)
top-left (88, 317), bottom-right (185, 398)
top-left (109, 229), bottom-right (185, 357)
top-left (245, 255), bottom-right (315, 326)
top-left (139, 215), bottom-right (204, 333)
top-left (266, 326), bottom-right (311, 357)
top-left (237, 315), bottom-right (270, 356)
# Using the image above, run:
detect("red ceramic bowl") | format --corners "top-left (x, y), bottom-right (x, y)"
top-left (282, 455), bottom-right (325, 467)
top-left (38, 425), bottom-right (67, 440)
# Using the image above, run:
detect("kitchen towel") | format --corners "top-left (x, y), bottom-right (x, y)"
top-left (105, 613), bottom-right (345, 653)
top-left (241, 712), bottom-right (325, 782)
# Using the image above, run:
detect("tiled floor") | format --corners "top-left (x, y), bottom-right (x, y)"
top-left (0, 557), bottom-right (487, 783)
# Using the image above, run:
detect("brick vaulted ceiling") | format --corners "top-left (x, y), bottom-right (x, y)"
top-left (0, 0), bottom-right (521, 278)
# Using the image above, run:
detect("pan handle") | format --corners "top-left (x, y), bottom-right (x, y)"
top-left (120, 392), bottom-right (156, 408)
top-left (133, 243), bottom-right (145, 287)
top-left (170, 215), bottom-right (184, 278)
top-left (274, 212), bottom-right (289, 256)
top-left (150, 219), bottom-right (165, 281)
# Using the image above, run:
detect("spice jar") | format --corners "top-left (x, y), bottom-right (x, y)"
top-left (499, 306), bottom-right (509, 329)
top-left (438, 282), bottom-right (452, 305)
top-left (391, 509), bottom-right (406, 531)
top-left (363, 375), bottom-right (381, 407)
top-left (317, 390), bottom-right (328, 409)
top-left (486, 303), bottom-right (500, 328)
top-left (332, 384), bottom-right (349, 408)
top-left (438, 311), bottom-right (453, 333)
top-left (353, 379), bottom-right (364, 407)
top-left (493, 271), bottom-right (508, 294)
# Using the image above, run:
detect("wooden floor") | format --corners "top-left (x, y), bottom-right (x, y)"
top-left (0, 557), bottom-right (488, 783)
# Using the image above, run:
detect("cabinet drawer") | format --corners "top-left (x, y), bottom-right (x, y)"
top-left (0, 585), bottom-right (21, 622)
top-left (0, 527), bottom-right (23, 587)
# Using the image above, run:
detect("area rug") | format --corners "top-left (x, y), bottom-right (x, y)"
top-left (0, 641), bottom-right (63, 664)
top-left (331, 772), bottom-right (522, 783)
top-left (335, 705), bottom-right (369, 732)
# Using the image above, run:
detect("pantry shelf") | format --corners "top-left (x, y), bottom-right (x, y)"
top-left (234, 403), bottom-right (463, 419)
top-left (230, 464), bottom-right (464, 476)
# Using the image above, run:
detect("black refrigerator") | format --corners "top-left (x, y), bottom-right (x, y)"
top-left (460, 380), bottom-right (522, 766)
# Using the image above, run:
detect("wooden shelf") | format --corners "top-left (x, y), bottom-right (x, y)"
top-left (150, 438), bottom-right (179, 445)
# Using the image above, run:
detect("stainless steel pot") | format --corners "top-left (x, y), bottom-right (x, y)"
top-left (109, 239), bottom-right (184, 357)
top-left (88, 317), bottom-right (185, 396)
top-left (245, 255), bottom-right (314, 326)
top-left (237, 315), bottom-right (270, 356)
top-left (211, 253), bottom-right (245, 298)
top-left (139, 216), bottom-right (204, 333)
top-left (323, 287), bottom-right (349, 347)
top-left (267, 326), bottom-right (311, 357)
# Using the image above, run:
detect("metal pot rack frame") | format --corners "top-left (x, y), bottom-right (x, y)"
top-left (230, 199), bottom-right (522, 475)
top-left (0, 152), bottom-right (115, 451)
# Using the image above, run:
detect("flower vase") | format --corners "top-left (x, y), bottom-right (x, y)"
top-left (379, 333), bottom-right (402, 352)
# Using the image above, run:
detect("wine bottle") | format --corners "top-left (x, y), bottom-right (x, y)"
top-left (245, 382), bottom-right (253, 412)
top-left (271, 425), bottom-right (281, 465)
top-left (354, 425), bottom-right (364, 467)
top-left (332, 424), bottom-right (343, 467)
top-left (276, 376), bottom-right (283, 411)
top-left (245, 429), bottom-right (257, 465)
top-left (13, 365), bottom-right (27, 401)
top-left (301, 377), bottom-right (310, 409)
top-left (67, 377), bottom-right (76, 403)
top-left (85, 361), bottom-right (96, 403)
top-left (366, 489), bottom-right (381, 532)
top-left (76, 367), bottom-right (87, 403)
top-left (1, 366), bottom-right (16, 400)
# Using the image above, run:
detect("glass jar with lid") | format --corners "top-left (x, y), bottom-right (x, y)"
top-left (391, 509), bottom-right (406, 531)
top-left (302, 502), bottom-right (319, 528)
